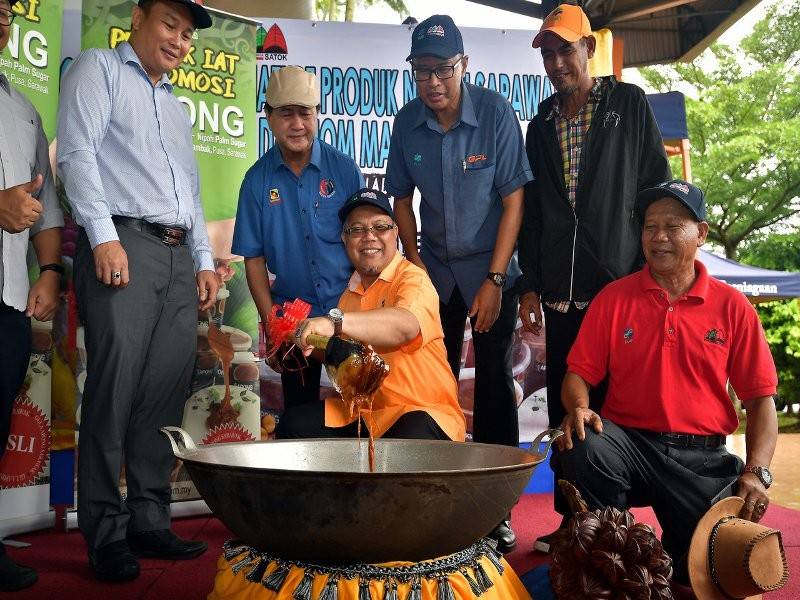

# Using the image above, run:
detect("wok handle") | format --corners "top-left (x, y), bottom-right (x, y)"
top-left (160, 426), bottom-right (198, 457)
top-left (525, 428), bottom-right (564, 461)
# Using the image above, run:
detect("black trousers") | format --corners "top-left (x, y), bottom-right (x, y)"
top-left (554, 420), bottom-right (742, 583)
top-left (276, 402), bottom-right (448, 440)
top-left (440, 287), bottom-right (519, 447)
top-left (0, 303), bottom-right (31, 558)
top-left (74, 225), bottom-right (197, 551)
top-left (543, 303), bottom-right (607, 516)
top-left (280, 352), bottom-right (323, 410)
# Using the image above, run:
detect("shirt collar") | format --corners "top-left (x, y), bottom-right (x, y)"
top-left (640, 259), bottom-right (709, 301)
top-left (269, 138), bottom-right (321, 174)
top-left (0, 73), bottom-right (9, 95)
top-left (116, 41), bottom-right (173, 90)
top-left (546, 77), bottom-right (603, 121)
top-left (413, 81), bottom-right (478, 131)
top-left (347, 251), bottom-right (404, 294)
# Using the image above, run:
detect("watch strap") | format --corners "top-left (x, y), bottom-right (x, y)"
top-left (39, 263), bottom-right (65, 275)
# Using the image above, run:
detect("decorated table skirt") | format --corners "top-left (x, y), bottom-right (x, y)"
top-left (208, 539), bottom-right (533, 600)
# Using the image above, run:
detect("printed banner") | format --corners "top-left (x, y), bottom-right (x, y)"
top-left (0, 0), bottom-right (64, 138)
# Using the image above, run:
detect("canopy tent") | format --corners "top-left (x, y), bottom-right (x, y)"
top-left (698, 249), bottom-right (800, 302)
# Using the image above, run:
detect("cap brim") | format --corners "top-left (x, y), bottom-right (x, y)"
top-left (532, 26), bottom-right (582, 48)
top-left (635, 187), bottom-right (703, 222)
top-left (178, 1), bottom-right (213, 29)
top-left (688, 497), bottom-right (762, 600)
top-left (406, 43), bottom-right (461, 62)
top-left (268, 99), bottom-right (318, 109)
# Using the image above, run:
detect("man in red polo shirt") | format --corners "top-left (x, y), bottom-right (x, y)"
top-left (554, 179), bottom-right (778, 591)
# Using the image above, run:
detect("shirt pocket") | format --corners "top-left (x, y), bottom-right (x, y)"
top-left (11, 117), bottom-right (38, 180)
top-left (458, 160), bottom-right (496, 203)
top-left (314, 201), bottom-right (344, 244)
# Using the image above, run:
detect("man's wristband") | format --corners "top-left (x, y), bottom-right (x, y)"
top-left (39, 263), bottom-right (65, 276)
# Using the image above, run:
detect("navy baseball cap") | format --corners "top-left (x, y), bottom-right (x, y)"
top-left (139, 0), bottom-right (212, 29)
top-left (636, 179), bottom-right (706, 222)
top-left (338, 188), bottom-right (395, 223)
top-left (406, 15), bottom-right (464, 61)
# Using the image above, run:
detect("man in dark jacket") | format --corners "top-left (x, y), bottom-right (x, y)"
top-left (517, 3), bottom-right (671, 552)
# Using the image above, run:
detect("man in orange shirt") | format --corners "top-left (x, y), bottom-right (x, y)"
top-left (278, 188), bottom-right (465, 442)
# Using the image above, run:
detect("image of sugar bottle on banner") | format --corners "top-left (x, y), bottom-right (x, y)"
top-left (80, 0), bottom-right (261, 503)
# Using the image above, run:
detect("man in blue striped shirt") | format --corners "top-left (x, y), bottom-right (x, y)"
top-left (57, 0), bottom-right (216, 582)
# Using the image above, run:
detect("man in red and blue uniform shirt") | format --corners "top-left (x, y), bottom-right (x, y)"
top-left (232, 66), bottom-right (364, 409)
top-left (555, 180), bottom-right (778, 589)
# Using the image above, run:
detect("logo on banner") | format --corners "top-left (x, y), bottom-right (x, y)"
top-left (269, 188), bottom-right (282, 204)
top-left (0, 398), bottom-right (50, 489)
top-left (319, 179), bottom-right (336, 198)
top-left (257, 24), bottom-right (288, 61)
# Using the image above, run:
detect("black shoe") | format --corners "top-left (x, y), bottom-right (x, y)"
top-left (127, 529), bottom-right (207, 560)
top-left (0, 552), bottom-right (38, 592)
top-left (489, 519), bottom-right (517, 554)
top-left (89, 540), bottom-right (140, 582)
top-left (533, 529), bottom-right (560, 554)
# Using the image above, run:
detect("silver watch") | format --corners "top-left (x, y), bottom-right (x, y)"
top-left (327, 308), bottom-right (344, 336)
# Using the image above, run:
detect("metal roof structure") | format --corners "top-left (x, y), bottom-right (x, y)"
top-left (466, 0), bottom-right (763, 66)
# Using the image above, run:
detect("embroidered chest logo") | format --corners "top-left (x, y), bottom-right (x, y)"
top-left (623, 327), bottom-right (634, 344)
top-left (704, 329), bottom-right (726, 346)
top-left (269, 188), bottom-right (281, 204)
top-left (467, 153), bottom-right (488, 164)
top-left (413, 153), bottom-right (423, 165)
top-left (319, 179), bottom-right (336, 198)
top-left (603, 111), bottom-right (621, 128)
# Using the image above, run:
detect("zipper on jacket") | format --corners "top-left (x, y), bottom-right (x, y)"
top-left (569, 213), bottom-right (578, 302)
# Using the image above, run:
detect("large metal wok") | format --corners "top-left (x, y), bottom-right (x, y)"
top-left (162, 426), bottom-right (561, 564)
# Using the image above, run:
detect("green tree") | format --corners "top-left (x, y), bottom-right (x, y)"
top-left (639, 1), bottom-right (800, 259)
top-left (739, 232), bottom-right (800, 412)
top-left (316, 0), bottom-right (408, 22)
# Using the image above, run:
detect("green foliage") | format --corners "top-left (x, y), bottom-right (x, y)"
top-left (639, 1), bottom-right (800, 259)
top-left (739, 233), bottom-right (800, 409)
top-left (316, 0), bottom-right (408, 21)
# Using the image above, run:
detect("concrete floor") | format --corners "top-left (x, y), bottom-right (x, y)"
top-left (727, 433), bottom-right (800, 510)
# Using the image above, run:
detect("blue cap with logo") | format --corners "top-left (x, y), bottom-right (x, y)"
top-left (636, 179), bottom-right (706, 222)
top-left (339, 188), bottom-right (395, 223)
top-left (406, 15), bottom-right (464, 61)
top-left (138, 0), bottom-right (212, 29)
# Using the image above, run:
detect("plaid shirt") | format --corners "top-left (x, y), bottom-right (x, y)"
top-left (544, 78), bottom-right (603, 313)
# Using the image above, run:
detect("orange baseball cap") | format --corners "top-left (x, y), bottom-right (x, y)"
top-left (532, 4), bottom-right (592, 48)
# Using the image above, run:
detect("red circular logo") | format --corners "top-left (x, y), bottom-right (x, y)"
top-left (0, 399), bottom-right (50, 488)
top-left (201, 422), bottom-right (255, 445)
top-left (319, 178), bottom-right (336, 198)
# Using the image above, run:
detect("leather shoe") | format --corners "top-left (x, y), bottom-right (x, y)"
top-left (489, 519), bottom-right (517, 554)
top-left (128, 529), bottom-right (207, 560)
top-left (89, 540), bottom-right (140, 582)
top-left (0, 552), bottom-right (38, 591)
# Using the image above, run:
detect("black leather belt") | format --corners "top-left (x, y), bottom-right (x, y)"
top-left (641, 430), bottom-right (725, 449)
top-left (112, 216), bottom-right (187, 246)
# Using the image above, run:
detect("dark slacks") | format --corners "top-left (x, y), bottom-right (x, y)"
top-left (0, 303), bottom-right (32, 559)
top-left (554, 420), bottom-right (742, 583)
top-left (74, 225), bottom-right (197, 551)
top-left (276, 402), bottom-right (448, 440)
top-left (440, 286), bottom-right (519, 447)
top-left (543, 303), bottom-right (607, 516)
top-left (280, 353), bottom-right (323, 410)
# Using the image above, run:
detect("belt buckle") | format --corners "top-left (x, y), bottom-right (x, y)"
top-left (162, 227), bottom-right (183, 246)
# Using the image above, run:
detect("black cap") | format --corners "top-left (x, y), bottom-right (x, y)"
top-left (636, 179), bottom-right (706, 222)
top-left (406, 15), bottom-right (464, 61)
top-left (338, 188), bottom-right (395, 223)
top-left (139, 0), bottom-right (212, 29)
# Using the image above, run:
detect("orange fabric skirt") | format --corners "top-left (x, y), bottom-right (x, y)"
top-left (208, 539), bottom-right (532, 600)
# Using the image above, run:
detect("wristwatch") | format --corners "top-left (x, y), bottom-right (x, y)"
top-left (487, 272), bottom-right (507, 287)
top-left (742, 465), bottom-right (773, 489)
top-left (327, 308), bottom-right (344, 336)
top-left (39, 263), bottom-right (65, 275)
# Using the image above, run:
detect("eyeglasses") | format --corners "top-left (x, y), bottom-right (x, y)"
top-left (343, 223), bottom-right (396, 237)
top-left (411, 57), bottom-right (466, 82)
top-left (0, 8), bottom-right (16, 26)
